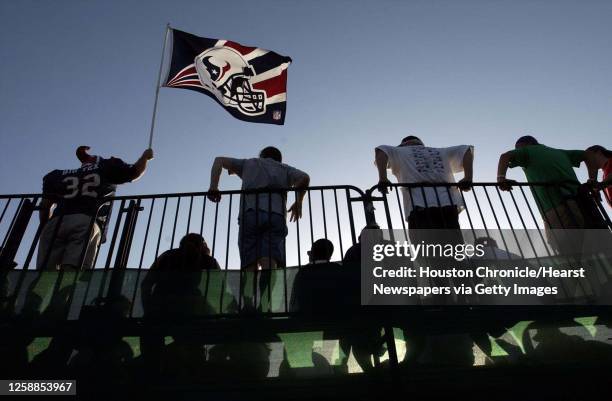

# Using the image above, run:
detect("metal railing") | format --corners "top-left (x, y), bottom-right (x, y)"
top-left (0, 186), bottom-right (369, 318)
top-left (2, 181), bottom-right (612, 390)
top-left (367, 181), bottom-right (612, 232)
top-left (366, 181), bottom-right (612, 258)
top-left (0, 186), bottom-right (368, 271)
top-left (1, 181), bottom-right (611, 321)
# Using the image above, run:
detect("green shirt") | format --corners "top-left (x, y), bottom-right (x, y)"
top-left (508, 144), bottom-right (585, 212)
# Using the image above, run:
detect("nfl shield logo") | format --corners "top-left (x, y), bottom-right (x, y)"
top-left (272, 110), bottom-right (282, 121)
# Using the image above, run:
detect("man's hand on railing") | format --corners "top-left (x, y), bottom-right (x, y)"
top-left (586, 178), bottom-right (606, 191)
top-left (497, 177), bottom-right (517, 191)
top-left (288, 201), bottom-right (303, 222)
top-left (457, 178), bottom-right (472, 192)
top-left (377, 178), bottom-right (393, 194)
top-left (207, 187), bottom-right (221, 202)
top-left (581, 181), bottom-right (602, 201)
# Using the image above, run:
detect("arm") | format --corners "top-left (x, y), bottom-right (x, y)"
top-left (457, 147), bottom-right (474, 191)
top-left (130, 148), bottom-right (154, 181)
top-left (39, 198), bottom-right (54, 226)
top-left (585, 149), bottom-right (600, 183)
top-left (375, 148), bottom-right (392, 194)
top-left (293, 174), bottom-right (310, 201)
top-left (591, 157), bottom-right (612, 188)
top-left (288, 173), bottom-right (310, 222)
top-left (497, 151), bottom-right (517, 191)
top-left (601, 175), bottom-right (612, 190)
top-left (207, 157), bottom-right (240, 202)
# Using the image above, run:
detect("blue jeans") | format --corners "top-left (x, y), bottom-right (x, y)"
top-left (238, 210), bottom-right (287, 268)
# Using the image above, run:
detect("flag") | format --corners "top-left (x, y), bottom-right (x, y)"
top-left (163, 28), bottom-right (292, 125)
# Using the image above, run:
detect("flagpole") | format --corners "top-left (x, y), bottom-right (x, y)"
top-left (148, 23), bottom-right (171, 149)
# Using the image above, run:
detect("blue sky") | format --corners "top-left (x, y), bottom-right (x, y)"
top-left (1, 0), bottom-right (611, 195)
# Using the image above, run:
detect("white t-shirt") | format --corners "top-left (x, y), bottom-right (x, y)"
top-left (376, 144), bottom-right (473, 218)
top-left (226, 157), bottom-right (308, 217)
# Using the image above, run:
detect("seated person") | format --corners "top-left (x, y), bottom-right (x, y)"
top-left (290, 239), bottom-right (344, 314)
top-left (342, 224), bottom-right (382, 307)
top-left (141, 233), bottom-right (220, 316)
top-left (341, 228), bottom-right (389, 372)
top-left (342, 224), bottom-right (380, 269)
top-left (140, 233), bottom-right (219, 377)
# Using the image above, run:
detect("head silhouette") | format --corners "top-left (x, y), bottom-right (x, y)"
top-left (308, 238), bottom-right (334, 262)
top-left (587, 145), bottom-right (612, 159)
top-left (180, 233), bottom-right (210, 257)
top-left (515, 135), bottom-right (539, 148)
top-left (399, 135), bottom-right (424, 147)
top-left (259, 146), bottom-right (282, 162)
top-left (76, 145), bottom-right (97, 166)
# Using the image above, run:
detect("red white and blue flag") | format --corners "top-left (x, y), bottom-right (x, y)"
top-left (163, 29), bottom-right (292, 125)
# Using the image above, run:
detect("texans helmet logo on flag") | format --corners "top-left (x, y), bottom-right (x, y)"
top-left (164, 29), bottom-right (292, 125)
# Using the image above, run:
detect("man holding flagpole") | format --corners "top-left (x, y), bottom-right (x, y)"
top-left (37, 146), bottom-right (154, 270)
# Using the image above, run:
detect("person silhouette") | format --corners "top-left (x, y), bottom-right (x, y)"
top-left (37, 146), bottom-right (153, 271)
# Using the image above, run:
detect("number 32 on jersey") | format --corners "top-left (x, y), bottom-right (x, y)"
top-left (62, 173), bottom-right (100, 199)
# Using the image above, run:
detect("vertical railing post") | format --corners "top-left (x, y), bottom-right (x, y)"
top-left (0, 199), bottom-right (35, 269)
top-left (1, 198), bottom-right (25, 251)
top-left (107, 200), bottom-right (140, 299)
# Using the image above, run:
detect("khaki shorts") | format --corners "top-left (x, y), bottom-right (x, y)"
top-left (36, 214), bottom-right (101, 270)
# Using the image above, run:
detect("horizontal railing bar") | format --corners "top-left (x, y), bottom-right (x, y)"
top-left (0, 181), bottom-right (587, 202)
top-left (0, 194), bottom-right (41, 199)
top-left (0, 185), bottom-right (366, 201)
top-left (367, 181), bottom-right (583, 192)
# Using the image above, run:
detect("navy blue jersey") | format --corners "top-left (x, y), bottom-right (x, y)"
top-left (42, 157), bottom-right (136, 218)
